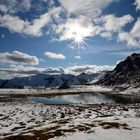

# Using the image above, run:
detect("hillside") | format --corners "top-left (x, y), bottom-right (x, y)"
top-left (97, 53), bottom-right (140, 89)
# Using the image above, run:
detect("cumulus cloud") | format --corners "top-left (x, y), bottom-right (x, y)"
top-left (20, 0), bottom-right (32, 11)
top-left (0, 0), bottom-right (138, 48)
top-left (0, 65), bottom-right (64, 74)
top-left (118, 18), bottom-right (140, 47)
top-left (0, 51), bottom-right (39, 65)
top-left (0, 65), bottom-right (114, 79)
top-left (0, 7), bottom-right (62, 37)
top-left (44, 52), bottom-right (66, 59)
top-left (134, 0), bottom-right (140, 10)
top-left (55, 14), bottom-right (133, 42)
top-left (65, 65), bottom-right (114, 75)
top-left (0, 14), bottom-right (26, 34)
top-left (59, 0), bottom-right (118, 18)
top-left (0, 4), bottom-right (8, 13)
top-left (102, 14), bottom-right (132, 32)
top-left (0, 0), bottom-right (135, 46)
top-left (56, 16), bottom-right (96, 41)
top-left (0, 65), bottom-right (64, 79)
top-left (24, 7), bottom-right (62, 36)
top-left (0, 0), bottom-right (32, 14)
top-left (94, 14), bottom-right (133, 39)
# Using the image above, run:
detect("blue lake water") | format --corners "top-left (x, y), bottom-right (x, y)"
top-left (27, 92), bottom-right (140, 105)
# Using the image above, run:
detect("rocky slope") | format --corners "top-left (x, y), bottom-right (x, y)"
top-left (97, 53), bottom-right (140, 89)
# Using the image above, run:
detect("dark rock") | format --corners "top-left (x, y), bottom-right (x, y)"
top-left (97, 53), bottom-right (140, 89)
top-left (58, 80), bottom-right (70, 89)
top-left (60, 112), bottom-right (65, 118)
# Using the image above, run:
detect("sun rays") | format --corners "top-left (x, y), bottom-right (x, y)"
top-left (67, 23), bottom-right (90, 52)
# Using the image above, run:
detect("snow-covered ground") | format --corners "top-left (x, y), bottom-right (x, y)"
top-left (0, 85), bottom-right (112, 96)
top-left (0, 101), bottom-right (140, 140)
top-left (0, 85), bottom-right (139, 97)
top-left (120, 87), bottom-right (140, 95)
top-left (0, 85), bottom-right (140, 139)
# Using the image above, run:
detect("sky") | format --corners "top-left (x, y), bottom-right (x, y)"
top-left (0, 0), bottom-right (140, 79)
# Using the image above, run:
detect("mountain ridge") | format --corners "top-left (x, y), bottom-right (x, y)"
top-left (0, 72), bottom-right (102, 89)
top-left (96, 53), bottom-right (140, 89)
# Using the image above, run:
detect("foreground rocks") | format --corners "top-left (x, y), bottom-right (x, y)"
top-left (0, 101), bottom-right (140, 140)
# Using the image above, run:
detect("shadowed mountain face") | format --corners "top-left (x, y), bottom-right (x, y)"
top-left (97, 53), bottom-right (140, 89)
top-left (0, 73), bottom-right (101, 89)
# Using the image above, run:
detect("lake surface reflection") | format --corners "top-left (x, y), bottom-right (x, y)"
top-left (28, 92), bottom-right (140, 105)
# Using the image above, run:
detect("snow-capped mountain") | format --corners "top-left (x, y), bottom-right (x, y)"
top-left (0, 73), bottom-right (101, 89)
top-left (76, 72), bottom-right (99, 84)
top-left (97, 53), bottom-right (140, 89)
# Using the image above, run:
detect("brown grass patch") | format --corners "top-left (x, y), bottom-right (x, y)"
top-left (99, 122), bottom-right (128, 129)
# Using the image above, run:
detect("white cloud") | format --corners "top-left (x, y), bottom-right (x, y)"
top-left (75, 56), bottom-right (81, 59)
top-left (24, 7), bottom-right (62, 36)
top-left (0, 0), bottom-right (137, 48)
top-left (56, 16), bottom-right (96, 41)
top-left (0, 64), bottom-right (114, 79)
top-left (0, 7), bottom-right (63, 37)
top-left (44, 52), bottom-right (66, 59)
top-left (0, 14), bottom-right (27, 34)
top-left (68, 46), bottom-right (76, 50)
top-left (0, 51), bottom-right (39, 65)
top-left (40, 58), bottom-right (46, 63)
top-left (118, 18), bottom-right (140, 47)
top-left (94, 14), bottom-right (133, 39)
top-left (116, 59), bottom-right (123, 65)
top-left (20, 0), bottom-right (32, 11)
top-left (134, 0), bottom-right (140, 10)
top-left (131, 18), bottom-right (140, 37)
top-left (55, 14), bottom-right (133, 42)
top-left (59, 0), bottom-right (118, 18)
top-left (0, 65), bottom-right (64, 79)
top-left (65, 65), bottom-right (114, 75)
top-left (0, 0), bottom-right (32, 14)
top-left (118, 32), bottom-right (137, 47)
top-left (0, 4), bottom-right (8, 13)
top-left (101, 14), bottom-right (132, 32)
top-left (10, 65), bottom-right (64, 74)
top-left (1, 34), bottom-right (5, 38)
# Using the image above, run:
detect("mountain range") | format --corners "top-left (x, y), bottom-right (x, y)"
top-left (0, 72), bottom-right (102, 89)
top-left (0, 53), bottom-right (139, 90)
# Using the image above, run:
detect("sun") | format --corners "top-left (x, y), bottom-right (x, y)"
top-left (66, 21), bottom-right (91, 51)
top-left (71, 29), bottom-right (87, 48)
top-left (74, 33), bottom-right (84, 44)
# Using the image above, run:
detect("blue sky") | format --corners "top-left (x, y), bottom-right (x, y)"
top-left (0, 0), bottom-right (140, 79)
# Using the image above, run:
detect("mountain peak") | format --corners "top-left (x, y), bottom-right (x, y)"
top-left (114, 53), bottom-right (140, 74)
top-left (97, 53), bottom-right (140, 89)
